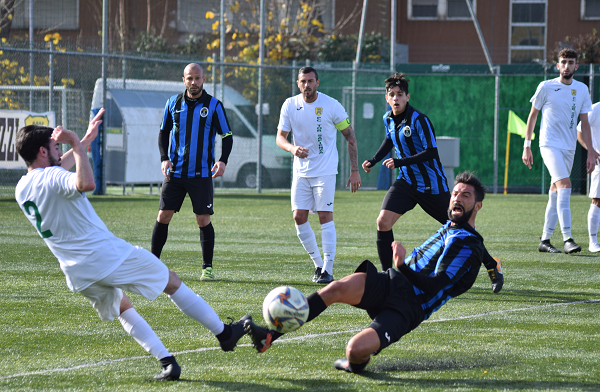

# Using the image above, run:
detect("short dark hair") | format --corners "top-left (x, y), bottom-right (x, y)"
top-left (16, 125), bottom-right (53, 167)
top-left (454, 171), bottom-right (486, 202)
top-left (385, 73), bottom-right (410, 95)
top-left (558, 49), bottom-right (578, 61)
top-left (298, 66), bottom-right (318, 81)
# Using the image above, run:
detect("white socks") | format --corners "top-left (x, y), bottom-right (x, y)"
top-left (321, 221), bottom-right (336, 275)
top-left (296, 221), bottom-right (323, 268)
top-left (168, 283), bottom-right (224, 335)
top-left (557, 188), bottom-right (572, 241)
top-left (119, 308), bottom-right (170, 360)
top-left (542, 191), bottom-right (558, 241)
top-left (588, 204), bottom-right (600, 245)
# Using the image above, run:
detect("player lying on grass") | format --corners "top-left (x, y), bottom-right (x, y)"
top-left (14, 113), bottom-right (248, 382)
top-left (241, 171), bottom-right (486, 373)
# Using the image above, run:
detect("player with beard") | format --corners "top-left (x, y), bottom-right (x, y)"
top-left (276, 66), bottom-right (361, 284)
top-left (523, 49), bottom-right (597, 254)
top-left (152, 63), bottom-right (234, 280)
top-left (14, 119), bottom-right (247, 381)
top-left (241, 171), bottom-right (487, 374)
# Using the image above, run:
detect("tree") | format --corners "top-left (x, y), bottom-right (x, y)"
top-left (549, 29), bottom-right (600, 64)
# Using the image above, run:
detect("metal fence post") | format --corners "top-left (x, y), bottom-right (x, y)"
top-left (49, 41), bottom-right (54, 113)
top-left (256, 0), bottom-right (265, 193)
top-left (29, 0), bottom-right (33, 110)
top-left (493, 65), bottom-right (500, 194)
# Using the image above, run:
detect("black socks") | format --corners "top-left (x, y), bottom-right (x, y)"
top-left (376, 230), bottom-right (394, 271)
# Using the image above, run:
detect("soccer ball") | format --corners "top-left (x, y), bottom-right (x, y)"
top-left (262, 286), bottom-right (309, 333)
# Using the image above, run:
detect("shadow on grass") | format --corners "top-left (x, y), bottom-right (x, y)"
top-left (465, 287), bottom-right (599, 304)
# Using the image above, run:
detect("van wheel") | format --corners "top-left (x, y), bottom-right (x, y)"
top-left (237, 165), bottom-right (271, 188)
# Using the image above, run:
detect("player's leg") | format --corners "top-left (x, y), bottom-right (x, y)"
top-left (244, 272), bottom-right (368, 353)
top-left (80, 276), bottom-right (179, 381)
top-left (539, 147), bottom-right (575, 252)
top-left (292, 176), bottom-right (324, 281)
top-left (152, 177), bottom-right (187, 258)
top-left (377, 179), bottom-right (415, 271)
top-left (313, 174), bottom-right (337, 284)
top-left (163, 269), bottom-right (248, 351)
top-left (587, 167), bottom-right (600, 252)
top-left (188, 177), bottom-right (216, 279)
top-left (589, 199), bottom-right (600, 252)
top-left (333, 328), bottom-right (379, 373)
top-left (118, 294), bottom-right (181, 381)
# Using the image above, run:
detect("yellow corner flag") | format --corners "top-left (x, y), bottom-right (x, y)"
top-left (504, 110), bottom-right (533, 194)
top-left (508, 110), bottom-right (534, 140)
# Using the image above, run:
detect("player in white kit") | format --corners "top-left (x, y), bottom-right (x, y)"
top-left (277, 66), bottom-right (361, 284)
top-left (14, 111), bottom-right (247, 381)
top-left (522, 49), bottom-right (597, 254)
top-left (577, 102), bottom-right (600, 252)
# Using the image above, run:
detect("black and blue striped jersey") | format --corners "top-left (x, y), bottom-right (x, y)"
top-left (160, 90), bottom-right (232, 178)
top-left (401, 221), bottom-right (484, 320)
top-left (384, 104), bottom-right (448, 194)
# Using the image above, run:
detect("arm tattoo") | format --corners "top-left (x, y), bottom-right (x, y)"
top-left (341, 126), bottom-right (359, 171)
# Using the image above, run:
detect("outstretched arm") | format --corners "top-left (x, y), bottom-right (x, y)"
top-left (341, 125), bottom-right (361, 192)
top-left (60, 108), bottom-right (104, 171)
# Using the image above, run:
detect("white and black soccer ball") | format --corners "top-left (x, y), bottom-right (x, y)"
top-left (262, 286), bottom-right (309, 333)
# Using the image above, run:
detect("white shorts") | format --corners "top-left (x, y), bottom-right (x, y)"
top-left (291, 174), bottom-right (336, 212)
top-left (540, 146), bottom-right (575, 185)
top-left (589, 165), bottom-right (600, 199)
top-left (79, 246), bottom-right (169, 322)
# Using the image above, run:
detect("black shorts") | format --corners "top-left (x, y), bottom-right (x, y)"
top-left (382, 178), bottom-right (450, 224)
top-left (159, 176), bottom-right (214, 215)
top-left (354, 260), bottom-right (424, 352)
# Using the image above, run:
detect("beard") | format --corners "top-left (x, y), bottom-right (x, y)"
top-left (48, 154), bottom-right (61, 167)
top-left (186, 84), bottom-right (202, 97)
top-left (447, 203), bottom-right (475, 226)
top-left (562, 71), bottom-right (574, 80)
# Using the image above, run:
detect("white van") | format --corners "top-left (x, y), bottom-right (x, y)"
top-left (90, 78), bottom-right (291, 188)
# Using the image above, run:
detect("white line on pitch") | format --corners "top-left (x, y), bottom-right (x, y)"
top-left (1, 298), bottom-right (598, 380)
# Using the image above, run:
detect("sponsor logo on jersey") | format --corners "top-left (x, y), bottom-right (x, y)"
top-left (572, 89), bottom-right (577, 96)
top-left (297, 106), bottom-right (303, 111)
top-left (403, 125), bottom-right (411, 137)
top-left (315, 107), bottom-right (323, 116)
top-left (385, 332), bottom-right (391, 342)
top-left (200, 107), bottom-right (209, 117)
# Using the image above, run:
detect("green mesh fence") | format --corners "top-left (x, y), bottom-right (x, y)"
top-left (1, 43), bottom-right (599, 197)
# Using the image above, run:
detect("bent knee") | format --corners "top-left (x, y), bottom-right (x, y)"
top-left (163, 270), bottom-right (182, 295)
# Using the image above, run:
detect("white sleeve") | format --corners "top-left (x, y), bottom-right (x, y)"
top-left (530, 82), bottom-right (546, 111)
top-left (332, 99), bottom-right (349, 126)
top-left (277, 99), bottom-right (292, 132)
top-left (581, 91), bottom-right (593, 114)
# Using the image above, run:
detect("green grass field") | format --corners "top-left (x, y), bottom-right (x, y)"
top-left (1, 190), bottom-right (599, 391)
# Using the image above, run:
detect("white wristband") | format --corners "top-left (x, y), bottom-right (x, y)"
top-left (524, 140), bottom-right (531, 148)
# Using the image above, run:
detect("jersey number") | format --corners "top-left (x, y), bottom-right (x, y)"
top-left (23, 201), bottom-right (53, 238)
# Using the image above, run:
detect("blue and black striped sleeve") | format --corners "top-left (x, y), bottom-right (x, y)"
top-left (398, 263), bottom-right (451, 294)
top-left (159, 98), bottom-right (174, 162)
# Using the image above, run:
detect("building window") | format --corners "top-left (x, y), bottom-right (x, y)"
top-left (11, 0), bottom-right (79, 30)
top-left (509, 0), bottom-right (547, 64)
top-left (582, 0), bottom-right (600, 19)
top-left (408, 0), bottom-right (475, 20)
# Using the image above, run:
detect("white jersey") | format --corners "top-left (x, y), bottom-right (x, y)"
top-left (278, 92), bottom-right (349, 177)
top-left (577, 102), bottom-right (600, 153)
top-left (531, 77), bottom-right (592, 150)
top-left (15, 166), bottom-right (134, 292)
